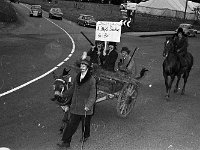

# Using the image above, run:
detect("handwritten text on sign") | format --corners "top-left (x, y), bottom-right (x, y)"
top-left (127, 2), bottom-right (137, 11)
top-left (95, 21), bottom-right (121, 42)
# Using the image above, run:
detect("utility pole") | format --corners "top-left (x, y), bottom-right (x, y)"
top-left (184, 0), bottom-right (188, 20)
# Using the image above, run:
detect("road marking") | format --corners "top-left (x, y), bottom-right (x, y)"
top-left (0, 4), bottom-right (75, 98)
top-left (0, 147), bottom-right (11, 150)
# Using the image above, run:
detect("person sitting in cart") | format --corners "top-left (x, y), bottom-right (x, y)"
top-left (87, 40), bottom-right (104, 66)
top-left (115, 46), bottom-right (136, 76)
top-left (101, 42), bottom-right (118, 72)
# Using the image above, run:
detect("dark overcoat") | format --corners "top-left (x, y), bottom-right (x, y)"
top-left (87, 47), bottom-right (104, 65)
top-left (63, 71), bottom-right (96, 115)
top-left (174, 36), bottom-right (188, 56)
top-left (102, 50), bottom-right (118, 72)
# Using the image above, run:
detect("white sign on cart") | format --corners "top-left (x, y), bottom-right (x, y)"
top-left (127, 2), bottom-right (137, 11)
top-left (95, 21), bottom-right (122, 43)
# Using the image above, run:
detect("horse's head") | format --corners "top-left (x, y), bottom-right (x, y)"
top-left (52, 68), bottom-right (71, 103)
top-left (163, 36), bottom-right (175, 57)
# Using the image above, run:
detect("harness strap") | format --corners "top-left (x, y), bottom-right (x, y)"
top-left (55, 79), bottom-right (65, 84)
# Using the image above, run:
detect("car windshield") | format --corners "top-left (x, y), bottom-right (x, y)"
top-left (180, 24), bottom-right (190, 28)
top-left (84, 16), bottom-right (94, 20)
top-left (31, 5), bottom-right (41, 9)
top-left (53, 8), bottom-right (61, 12)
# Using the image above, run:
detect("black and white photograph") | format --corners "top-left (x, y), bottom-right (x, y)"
top-left (0, 0), bottom-right (200, 150)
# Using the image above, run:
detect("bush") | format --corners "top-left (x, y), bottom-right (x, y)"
top-left (0, 1), bottom-right (18, 23)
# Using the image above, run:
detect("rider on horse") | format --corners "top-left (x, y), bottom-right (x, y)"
top-left (173, 27), bottom-right (188, 69)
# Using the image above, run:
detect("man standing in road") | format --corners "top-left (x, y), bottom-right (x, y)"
top-left (57, 56), bottom-right (97, 149)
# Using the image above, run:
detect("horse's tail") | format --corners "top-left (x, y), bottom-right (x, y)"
top-left (135, 67), bottom-right (148, 80)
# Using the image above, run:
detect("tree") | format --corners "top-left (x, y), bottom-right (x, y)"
top-left (111, 0), bottom-right (122, 5)
top-left (127, 0), bottom-right (143, 3)
top-left (191, 0), bottom-right (200, 3)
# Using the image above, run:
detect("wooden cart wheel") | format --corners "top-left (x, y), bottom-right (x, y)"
top-left (116, 83), bottom-right (138, 118)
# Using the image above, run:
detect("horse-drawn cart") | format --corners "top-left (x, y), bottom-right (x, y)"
top-left (52, 63), bottom-right (145, 135)
top-left (52, 32), bottom-right (147, 118)
top-left (95, 70), bottom-right (139, 118)
top-left (63, 64), bottom-right (146, 118)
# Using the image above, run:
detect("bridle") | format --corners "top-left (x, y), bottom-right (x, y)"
top-left (52, 75), bottom-right (72, 105)
top-left (53, 78), bottom-right (66, 96)
top-left (163, 39), bottom-right (175, 58)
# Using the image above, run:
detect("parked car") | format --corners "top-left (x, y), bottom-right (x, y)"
top-left (175, 23), bottom-right (198, 37)
top-left (29, 5), bottom-right (42, 17)
top-left (10, 0), bottom-right (19, 3)
top-left (49, 8), bottom-right (63, 20)
top-left (77, 14), bottom-right (97, 27)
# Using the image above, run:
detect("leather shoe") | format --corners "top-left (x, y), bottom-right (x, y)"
top-left (51, 97), bottom-right (57, 101)
top-left (57, 142), bottom-right (70, 148)
top-left (59, 127), bottom-right (64, 134)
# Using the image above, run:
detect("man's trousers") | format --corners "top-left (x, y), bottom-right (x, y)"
top-left (61, 113), bottom-right (92, 143)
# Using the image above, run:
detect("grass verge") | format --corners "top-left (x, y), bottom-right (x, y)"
top-left (0, 0), bottom-right (18, 23)
top-left (11, 0), bottom-right (200, 31)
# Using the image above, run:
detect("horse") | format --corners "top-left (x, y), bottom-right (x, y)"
top-left (51, 68), bottom-right (72, 133)
top-left (162, 36), bottom-right (193, 99)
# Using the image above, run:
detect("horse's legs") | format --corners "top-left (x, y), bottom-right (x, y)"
top-left (164, 74), bottom-right (169, 97)
top-left (60, 111), bottom-right (70, 134)
top-left (174, 74), bottom-right (181, 93)
top-left (181, 53), bottom-right (193, 95)
top-left (165, 77), bottom-right (168, 93)
top-left (181, 71), bottom-right (190, 95)
top-left (167, 75), bottom-right (175, 98)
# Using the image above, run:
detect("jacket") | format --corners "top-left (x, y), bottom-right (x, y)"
top-left (102, 49), bottom-right (118, 72)
top-left (87, 47), bottom-right (104, 65)
top-left (63, 70), bottom-right (96, 115)
top-left (174, 36), bottom-right (188, 56)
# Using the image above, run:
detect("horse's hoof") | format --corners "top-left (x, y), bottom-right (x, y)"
top-left (174, 89), bottom-right (178, 93)
top-left (59, 128), bottom-right (64, 134)
top-left (181, 89), bottom-right (185, 95)
top-left (51, 97), bottom-right (56, 101)
top-left (165, 95), bottom-right (170, 101)
top-left (166, 98), bottom-right (170, 101)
